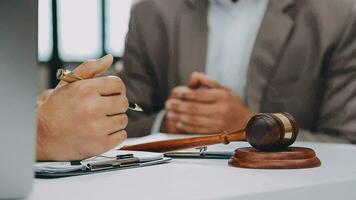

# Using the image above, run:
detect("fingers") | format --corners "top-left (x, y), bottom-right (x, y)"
top-left (90, 76), bottom-right (126, 96)
top-left (188, 71), bottom-right (224, 89)
top-left (165, 98), bottom-right (215, 115)
top-left (170, 86), bottom-right (225, 103)
top-left (91, 114), bottom-right (128, 137)
top-left (188, 71), bottom-right (204, 89)
top-left (165, 110), bottom-right (222, 134)
top-left (106, 114), bottom-right (129, 135)
top-left (102, 95), bottom-right (129, 115)
top-left (79, 113), bottom-right (127, 156)
top-left (166, 111), bottom-right (215, 128)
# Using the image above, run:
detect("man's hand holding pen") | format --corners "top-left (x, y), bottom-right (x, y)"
top-left (37, 55), bottom-right (129, 161)
top-left (162, 72), bottom-right (255, 135)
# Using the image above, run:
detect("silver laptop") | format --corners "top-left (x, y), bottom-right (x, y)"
top-left (0, 0), bottom-right (37, 198)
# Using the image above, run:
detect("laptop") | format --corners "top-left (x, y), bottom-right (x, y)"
top-left (0, 0), bottom-right (37, 198)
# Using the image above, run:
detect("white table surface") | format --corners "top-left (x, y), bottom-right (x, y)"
top-left (28, 134), bottom-right (356, 200)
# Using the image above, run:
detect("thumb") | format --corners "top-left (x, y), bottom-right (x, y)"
top-left (56, 54), bottom-right (113, 88)
top-left (188, 71), bottom-right (224, 89)
top-left (73, 54), bottom-right (113, 79)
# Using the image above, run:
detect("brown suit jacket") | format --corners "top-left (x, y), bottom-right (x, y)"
top-left (120, 0), bottom-right (356, 143)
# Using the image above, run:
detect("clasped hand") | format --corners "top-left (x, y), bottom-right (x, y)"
top-left (162, 72), bottom-right (254, 135)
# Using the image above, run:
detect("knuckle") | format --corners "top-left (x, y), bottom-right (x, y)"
top-left (109, 75), bottom-right (123, 84)
top-left (180, 90), bottom-right (192, 100)
top-left (109, 76), bottom-right (125, 91)
top-left (112, 114), bottom-right (128, 131)
top-left (121, 96), bottom-right (129, 112)
top-left (165, 100), bottom-right (171, 110)
top-left (171, 87), bottom-right (179, 95)
top-left (171, 86), bottom-right (183, 95)
top-left (168, 99), bottom-right (180, 111)
top-left (119, 130), bottom-right (128, 140)
top-left (169, 90), bottom-right (177, 98)
top-left (119, 114), bottom-right (129, 129)
top-left (171, 86), bottom-right (188, 99)
top-left (122, 83), bottom-right (127, 95)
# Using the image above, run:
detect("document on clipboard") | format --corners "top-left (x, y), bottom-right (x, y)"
top-left (35, 150), bottom-right (171, 178)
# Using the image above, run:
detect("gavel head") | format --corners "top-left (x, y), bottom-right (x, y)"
top-left (245, 112), bottom-right (299, 151)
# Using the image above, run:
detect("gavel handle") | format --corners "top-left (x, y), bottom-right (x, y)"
top-left (120, 130), bottom-right (246, 153)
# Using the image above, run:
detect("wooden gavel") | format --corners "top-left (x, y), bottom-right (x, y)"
top-left (121, 112), bottom-right (299, 152)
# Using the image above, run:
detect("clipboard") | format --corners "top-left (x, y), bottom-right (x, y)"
top-left (35, 150), bottom-right (171, 178)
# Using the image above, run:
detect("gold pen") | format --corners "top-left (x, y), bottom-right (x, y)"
top-left (56, 69), bottom-right (143, 112)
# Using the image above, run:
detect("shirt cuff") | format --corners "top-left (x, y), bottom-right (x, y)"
top-left (150, 110), bottom-right (166, 134)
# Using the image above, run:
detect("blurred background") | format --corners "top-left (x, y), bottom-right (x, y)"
top-left (38, 0), bottom-right (138, 91)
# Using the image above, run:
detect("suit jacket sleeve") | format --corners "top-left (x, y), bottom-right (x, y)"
top-left (119, 2), bottom-right (164, 137)
top-left (300, 4), bottom-right (356, 144)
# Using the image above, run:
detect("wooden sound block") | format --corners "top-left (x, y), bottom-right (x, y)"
top-left (229, 147), bottom-right (321, 169)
